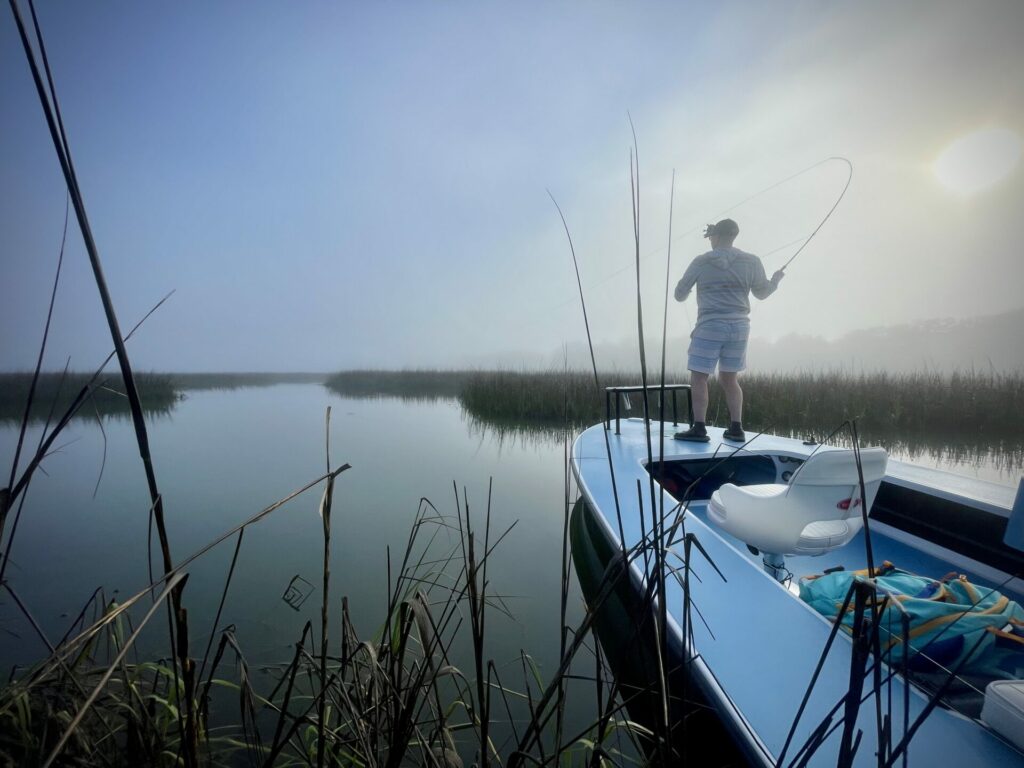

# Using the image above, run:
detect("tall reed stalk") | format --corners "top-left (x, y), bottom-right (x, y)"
top-left (6, 1), bottom-right (198, 760)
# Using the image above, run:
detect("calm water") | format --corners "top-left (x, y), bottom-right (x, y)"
top-left (0, 385), bottom-right (580, 697)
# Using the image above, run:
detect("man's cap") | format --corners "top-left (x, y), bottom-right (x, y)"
top-left (703, 218), bottom-right (739, 238)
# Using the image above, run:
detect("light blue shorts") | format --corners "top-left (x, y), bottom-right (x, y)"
top-left (687, 319), bottom-right (750, 374)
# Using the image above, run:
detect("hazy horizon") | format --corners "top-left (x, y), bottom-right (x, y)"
top-left (4, 305), bottom-right (1021, 376)
top-left (3, 1), bottom-right (1023, 373)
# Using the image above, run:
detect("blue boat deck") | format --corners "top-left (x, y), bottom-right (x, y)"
top-left (571, 418), bottom-right (1024, 766)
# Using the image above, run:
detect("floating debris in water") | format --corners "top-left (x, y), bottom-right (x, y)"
top-left (281, 575), bottom-right (314, 611)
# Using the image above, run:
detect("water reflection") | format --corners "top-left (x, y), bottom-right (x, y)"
top-left (463, 413), bottom-right (573, 452)
top-left (0, 386), bottom-right (601, 755)
top-left (818, 431), bottom-right (1023, 480)
top-left (0, 399), bottom-right (178, 426)
top-left (0, 373), bottom-right (180, 424)
top-left (8, 378), bottom-right (1018, 483)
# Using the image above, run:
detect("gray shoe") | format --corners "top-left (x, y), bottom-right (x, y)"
top-left (722, 426), bottom-right (746, 442)
top-left (673, 425), bottom-right (711, 442)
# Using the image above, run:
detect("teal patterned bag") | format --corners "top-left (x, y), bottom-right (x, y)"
top-left (799, 561), bottom-right (1024, 679)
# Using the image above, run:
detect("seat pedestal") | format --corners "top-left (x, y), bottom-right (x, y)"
top-left (762, 552), bottom-right (787, 583)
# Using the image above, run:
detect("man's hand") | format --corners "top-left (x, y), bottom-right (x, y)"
top-left (771, 269), bottom-right (785, 284)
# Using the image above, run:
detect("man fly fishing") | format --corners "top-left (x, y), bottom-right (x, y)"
top-left (673, 218), bottom-right (784, 442)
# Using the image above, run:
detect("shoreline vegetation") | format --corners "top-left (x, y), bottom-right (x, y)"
top-left (331, 369), bottom-right (1024, 473)
top-left (329, 367), bottom-right (1024, 441)
top-left (0, 372), bottom-right (328, 423)
top-left (4, 368), bottom-right (1023, 445)
top-left (2, 487), bottom-right (657, 766)
top-left (0, 372), bottom-right (180, 423)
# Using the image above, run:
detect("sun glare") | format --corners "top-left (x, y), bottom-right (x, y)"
top-left (933, 127), bottom-right (1022, 196)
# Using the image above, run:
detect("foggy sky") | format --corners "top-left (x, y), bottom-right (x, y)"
top-left (2, 1), bottom-right (1023, 373)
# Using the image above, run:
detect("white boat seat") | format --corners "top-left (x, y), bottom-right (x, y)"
top-left (797, 519), bottom-right (863, 552)
top-left (707, 447), bottom-right (888, 557)
top-left (982, 679), bottom-right (1024, 752)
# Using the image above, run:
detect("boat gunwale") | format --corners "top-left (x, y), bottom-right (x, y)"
top-left (570, 419), bottom-right (1024, 764)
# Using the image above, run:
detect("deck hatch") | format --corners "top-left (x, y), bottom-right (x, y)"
top-left (647, 455), bottom-right (777, 501)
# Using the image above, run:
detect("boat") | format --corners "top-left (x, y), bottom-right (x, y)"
top-left (570, 384), bottom-right (1024, 766)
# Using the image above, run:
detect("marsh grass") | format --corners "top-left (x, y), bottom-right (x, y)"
top-left (732, 369), bottom-right (1024, 440)
top-left (324, 368), bottom-right (650, 423)
top-left (171, 373), bottom-right (328, 391)
top-left (10, 366), bottom-right (1011, 456)
top-left (467, 368), bottom-right (1024, 453)
top-left (0, 587), bottom-right (188, 766)
top-left (324, 367), bottom-right (1024, 455)
top-left (0, 468), bottom-right (661, 766)
top-left (0, 373), bottom-right (335, 424)
top-left (460, 370), bottom-right (612, 426)
top-left (0, 372), bottom-right (180, 424)
top-left (325, 370), bottom-right (473, 401)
